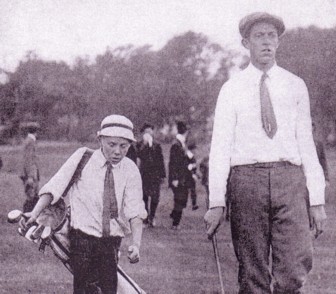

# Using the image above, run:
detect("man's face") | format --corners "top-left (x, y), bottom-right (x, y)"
top-left (99, 136), bottom-right (131, 164)
top-left (243, 22), bottom-right (279, 69)
top-left (143, 127), bottom-right (154, 137)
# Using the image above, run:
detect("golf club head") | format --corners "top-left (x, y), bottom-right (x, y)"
top-left (41, 226), bottom-right (52, 240)
top-left (31, 224), bottom-right (45, 240)
top-left (7, 209), bottom-right (23, 223)
top-left (24, 225), bottom-right (39, 243)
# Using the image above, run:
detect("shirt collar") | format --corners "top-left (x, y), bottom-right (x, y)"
top-left (176, 134), bottom-right (186, 146)
top-left (27, 133), bottom-right (36, 141)
top-left (96, 148), bottom-right (123, 169)
top-left (247, 62), bottom-right (279, 80)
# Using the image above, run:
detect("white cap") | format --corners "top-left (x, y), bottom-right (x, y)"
top-left (97, 114), bottom-right (136, 142)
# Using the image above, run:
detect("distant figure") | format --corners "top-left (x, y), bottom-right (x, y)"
top-left (126, 142), bottom-right (138, 163)
top-left (199, 155), bottom-right (209, 207)
top-left (186, 142), bottom-right (199, 211)
top-left (168, 121), bottom-right (190, 230)
top-left (137, 123), bottom-right (166, 227)
top-left (313, 122), bottom-right (330, 185)
top-left (20, 122), bottom-right (40, 213)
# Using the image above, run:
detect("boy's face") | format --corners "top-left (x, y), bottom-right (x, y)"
top-left (99, 136), bottom-right (131, 164)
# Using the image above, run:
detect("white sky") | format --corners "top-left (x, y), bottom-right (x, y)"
top-left (0, 0), bottom-right (336, 72)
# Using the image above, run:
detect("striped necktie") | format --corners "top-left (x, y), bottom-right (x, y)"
top-left (260, 73), bottom-right (277, 139)
top-left (102, 161), bottom-right (118, 237)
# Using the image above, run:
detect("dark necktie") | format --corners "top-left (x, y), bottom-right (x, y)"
top-left (260, 73), bottom-right (277, 139)
top-left (102, 161), bottom-right (118, 237)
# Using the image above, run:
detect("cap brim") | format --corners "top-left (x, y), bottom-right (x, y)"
top-left (97, 127), bottom-right (136, 142)
top-left (240, 15), bottom-right (285, 38)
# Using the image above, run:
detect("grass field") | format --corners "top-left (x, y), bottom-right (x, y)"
top-left (0, 141), bottom-right (335, 294)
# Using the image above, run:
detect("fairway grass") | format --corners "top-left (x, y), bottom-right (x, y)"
top-left (0, 142), bottom-right (335, 293)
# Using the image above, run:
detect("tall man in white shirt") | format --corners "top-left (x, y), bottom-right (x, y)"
top-left (24, 114), bottom-right (147, 294)
top-left (204, 12), bottom-right (327, 294)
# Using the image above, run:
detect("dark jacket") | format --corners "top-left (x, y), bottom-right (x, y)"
top-left (200, 156), bottom-right (209, 187)
top-left (168, 139), bottom-right (190, 188)
top-left (126, 143), bottom-right (138, 163)
top-left (137, 141), bottom-right (166, 186)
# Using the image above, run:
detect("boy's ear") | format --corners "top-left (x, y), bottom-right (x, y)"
top-left (242, 38), bottom-right (250, 50)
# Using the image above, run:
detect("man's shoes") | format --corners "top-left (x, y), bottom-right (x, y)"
top-left (171, 225), bottom-right (180, 230)
top-left (192, 205), bottom-right (199, 211)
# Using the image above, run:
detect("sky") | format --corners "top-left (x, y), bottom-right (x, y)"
top-left (0, 0), bottom-right (336, 73)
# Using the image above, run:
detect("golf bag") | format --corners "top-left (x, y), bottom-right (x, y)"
top-left (12, 148), bottom-right (146, 294)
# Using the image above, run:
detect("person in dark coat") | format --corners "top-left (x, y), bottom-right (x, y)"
top-left (168, 121), bottom-right (190, 229)
top-left (200, 155), bottom-right (209, 207)
top-left (137, 123), bottom-right (166, 227)
top-left (185, 142), bottom-right (199, 211)
top-left (126, 142), bottom-right (138, 164)
top-left (20, 122), bottom-right (40, 213)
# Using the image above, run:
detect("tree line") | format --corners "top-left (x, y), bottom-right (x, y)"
top-left (0, 27), bottom-right (335, 143)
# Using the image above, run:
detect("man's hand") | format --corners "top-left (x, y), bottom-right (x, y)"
top-left (309, 205), bottom-right (327, 238)
top-left (128, 245), bottom-right (140, 263)
top-left (204, 207), bottom-right (225, 239)
top-left (172, 180), bottom-right (179, 188)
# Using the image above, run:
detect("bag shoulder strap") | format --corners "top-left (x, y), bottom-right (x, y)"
top-left (61, 148), bottom-right (94, 198)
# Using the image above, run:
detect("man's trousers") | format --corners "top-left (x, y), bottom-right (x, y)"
top-left (143, 183), bottom-right (161, 222)
top-left (70, 229), bottom-right (122, 294)
top-left (228, 162), bottom-right (313, 294)
top-left (170, 186), bottom-right (189, 226)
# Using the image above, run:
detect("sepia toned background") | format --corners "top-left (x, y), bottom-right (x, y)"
top-left (0, 1), bottom-right (335, 293)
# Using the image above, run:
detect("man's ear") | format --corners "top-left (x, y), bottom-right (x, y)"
top-left (242, 38), bottom-right (250, 50)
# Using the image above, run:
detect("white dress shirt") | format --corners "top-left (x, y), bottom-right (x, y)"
top-left (209, 63), bottom-right (325, 208)
top-left (39, 147), bottom-right (147, 238)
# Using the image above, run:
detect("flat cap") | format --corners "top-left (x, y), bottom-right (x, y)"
top-left (239, 12), bottom-right (285, 38)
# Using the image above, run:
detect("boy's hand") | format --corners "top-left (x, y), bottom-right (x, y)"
top-left (22, 211), bottom-right (38, 229)
top-left (128, 245), bottom-right (140, 263)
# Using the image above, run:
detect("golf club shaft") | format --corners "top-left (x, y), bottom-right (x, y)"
top-left (212, 233), bottom-right (225, 294)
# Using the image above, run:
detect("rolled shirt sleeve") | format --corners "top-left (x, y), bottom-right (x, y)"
top-left (123, 163), bottom-right (147, 221)
top-left (39, 147), bottom-right (87, 205)
top-left (295, 80), bottom-right (325, 206)
top-left (209, 82), bottom-right (236, 208)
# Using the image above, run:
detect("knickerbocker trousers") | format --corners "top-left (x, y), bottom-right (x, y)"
top-left (70, 229), bottom-right (121, 294)
top-left (229, 162), bottom-right (313, 294)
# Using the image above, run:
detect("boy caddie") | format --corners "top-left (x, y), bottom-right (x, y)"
top-left (24, 114), bottom-right (147, 294)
